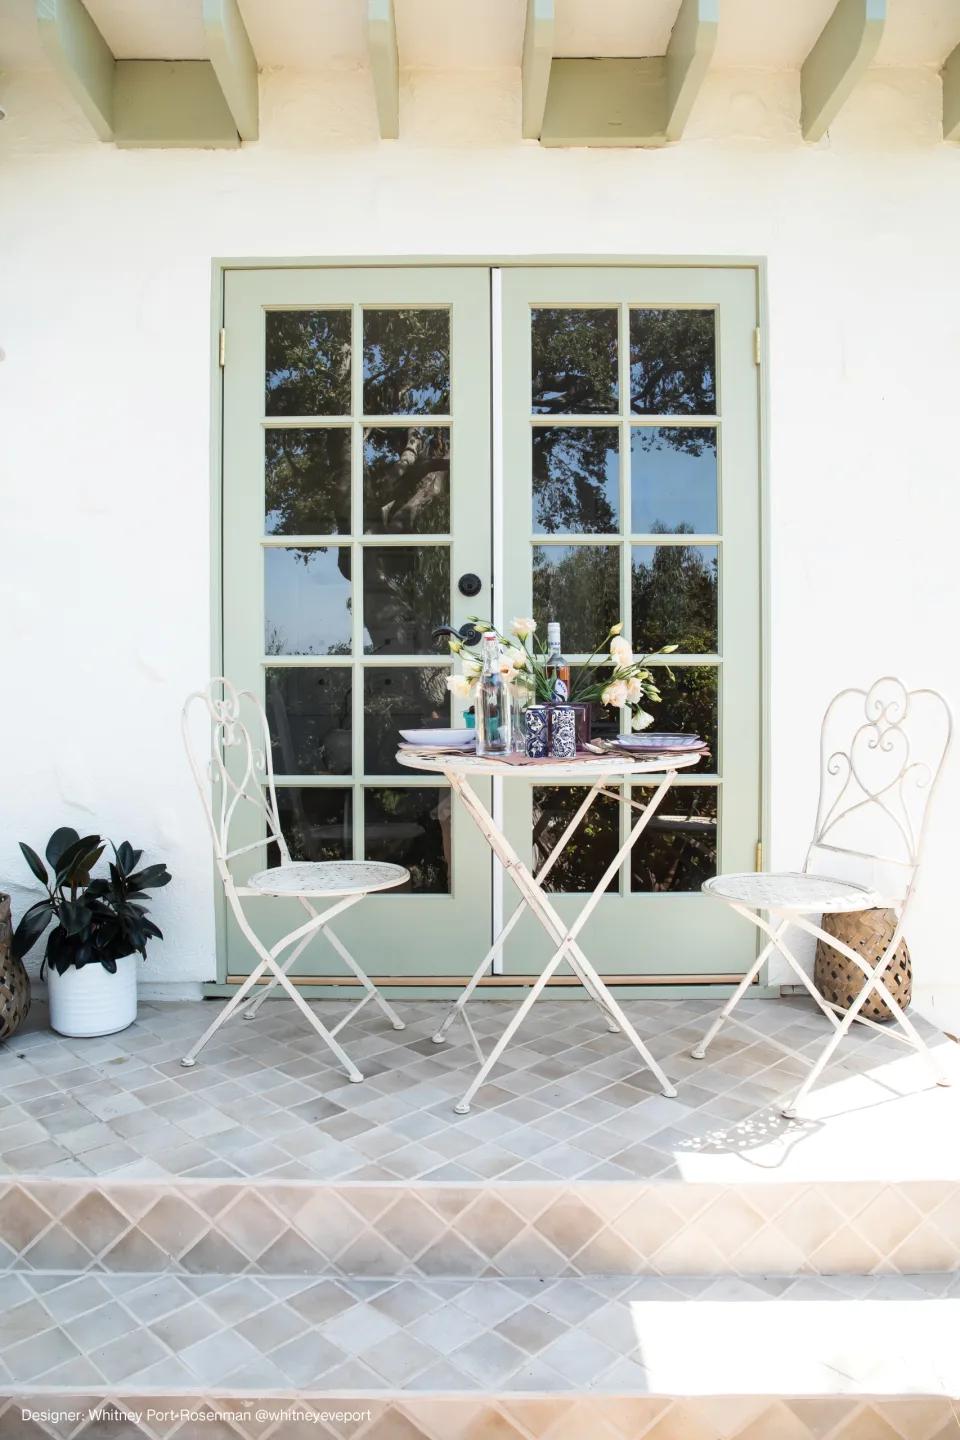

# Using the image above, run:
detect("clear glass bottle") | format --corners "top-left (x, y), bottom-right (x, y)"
top-left (509, 670), bottom-right (535, 752)
top-left (477, 631), bottom-right (511, 756)
top-left (544, 621), bottom-right (571, 702)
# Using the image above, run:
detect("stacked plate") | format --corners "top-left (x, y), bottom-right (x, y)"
top-left (398, 729), bottom-right (476, 752)
top-left (615, 732), bottom-right (708, 755)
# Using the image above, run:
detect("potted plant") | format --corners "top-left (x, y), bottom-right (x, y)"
top-left (12, 828), bottom-right (171, 1038)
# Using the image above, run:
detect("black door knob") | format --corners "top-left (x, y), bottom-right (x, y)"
top-left (458, 572), bottom-right (482, 598)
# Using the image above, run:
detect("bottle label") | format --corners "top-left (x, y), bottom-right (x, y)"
top-left (552, 678), bottom-right (568, 702)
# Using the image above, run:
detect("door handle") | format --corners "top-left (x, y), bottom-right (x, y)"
top-left (433, 623), bottom-right (483, 648)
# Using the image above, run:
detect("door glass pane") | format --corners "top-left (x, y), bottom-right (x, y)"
top-left (265, 668), bottom-right (352, 775)
top-left (364, 787), bottom-right (450, 893)
top-left (363, 310), bottom-right (450, 415)
top-left (630, 786), bottom-right (717, 891)
top-left (630, 428), bottom-right (717, 536)
top-left (533, 427), bottom-right (619, 535)
top-left (363, 547), bottom-right (449, 655)
top-left (265, 429), bottom-right (351, 536)
top-left (532, 544), bottom-right (619, 651)
top-left (364, 667), bottom-right (450, 775)
top-left (531, 308), bottom-right (618, 415)
top-left (265, 311), bottom-right (351, 416)
top-left (630, 309), bottom-right (716, 416)
top-left (648, 666), bottom-right (718, 760)
top-left (533, 787), bottom-right (620, 893)
top-left (273, 787), bottom-right (353, 864)
top-left (363, 427), bottom-right (450, 534)
top-left (632, 543), bottom-right (718, 654)
top-left (265, 547), bottom-right (352, 657)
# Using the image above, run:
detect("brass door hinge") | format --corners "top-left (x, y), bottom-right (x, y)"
top-left (218, 328), bottom-right (226, 367)
top-left (755, 839), bottom-right (763, 871)
top-left (753, 327), bottom-right (761, 366)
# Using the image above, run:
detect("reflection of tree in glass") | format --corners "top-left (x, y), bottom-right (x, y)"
top-left (265, 430), bottom-right (351, 536)
top-left (532, 309), bottom-right (618, 415)
top-left (266, 311), bottom-right (351, 416)
top-left (273, 789), bottom-right (353, 865)
top-left (631, 787), bottom-right (717, 891)
top-left (265, 669), bottom-right (353, 776)
top-left (652, 666), bottom-right (718, 756)
top-left (633, 525), bottom-right (717, 653)
top-left (533, 787), bottom-right (620, 893)
top-left (365, 787), bottom-right (450, 893)
top-left (630, 310), bottom-right (715, 416)
top-left (532, 546), bottom-right (619, 651)
top-left (364, 428), bottom-right (450, 534)
top-left (363, 310), bottom-right (450, 415)
top-left (364, 668), bottom-right (449, 773)
top-left (533, 428), bottom-right (617, 534)
top-left (364, 548), bottom-right (449, 655)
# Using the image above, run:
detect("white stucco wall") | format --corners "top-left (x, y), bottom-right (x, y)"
top-left (1, 63), bottom-right (958, 1024)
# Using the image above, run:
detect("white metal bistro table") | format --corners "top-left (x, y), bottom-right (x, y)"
top-left (397, 747), bottom-right (702, 1112)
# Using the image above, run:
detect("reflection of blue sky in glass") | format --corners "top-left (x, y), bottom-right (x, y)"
top-left (264, 547), bottom-right (352, 656)
top-left (631, 428), bottom-right (717, 534)
top-left (533, 427), bottom-right (619, 535)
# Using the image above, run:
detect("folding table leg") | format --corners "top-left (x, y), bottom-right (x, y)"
top-left (692, 915), bottom-right (791, 1059)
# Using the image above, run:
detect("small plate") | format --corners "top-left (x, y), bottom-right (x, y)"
top-left (399, 728), bottom-right (476, 749)
top-left (616, 733), bottom-right (703, 750)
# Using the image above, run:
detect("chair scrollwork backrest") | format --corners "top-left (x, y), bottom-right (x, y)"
top-left (182, 678), bottom-right (290, 877)
top-left (809, 676), bottom-right (952, 880)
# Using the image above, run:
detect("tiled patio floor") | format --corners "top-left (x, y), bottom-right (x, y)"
top-left (1, 996), bottom-right (957, 1186)
top-left (2, 1268), bottom-right (959, 1396)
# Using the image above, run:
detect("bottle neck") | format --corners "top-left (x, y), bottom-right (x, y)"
top-left (480, 633), bottom-right (500, 673)
top-left (546, 623), bottom-right (562, 657)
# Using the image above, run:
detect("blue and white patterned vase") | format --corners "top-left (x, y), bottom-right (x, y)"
top-left (524, 704), bottom-right (549, 758)
top-left (549, 705), bottom-right (577, 760)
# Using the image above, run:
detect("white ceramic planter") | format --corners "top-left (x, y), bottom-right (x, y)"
top-left (46, 954), bottom-right (138, 1038)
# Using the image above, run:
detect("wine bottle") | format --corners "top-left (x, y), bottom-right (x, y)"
top-left (476, 631), bottom-right (511, 755)
top-left (544, 622), bottom-right (571, 703)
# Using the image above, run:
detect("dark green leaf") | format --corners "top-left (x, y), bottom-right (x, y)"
top-left (60, 900), bottom-right (92, 937)
top-left (100, 958), bottom-right (118, 974)
top-left (19, 843), bottom-right (49, 887)
top-left (126, 864), bottom-right (172, 892)
top-left (45, 827), bottom-right (80, 870)
top-left (12, 902), bottom-right (54, 959)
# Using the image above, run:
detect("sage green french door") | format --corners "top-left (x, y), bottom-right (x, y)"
top-left (219, 262), bottom-right (761, 984)
top-left (221, 267), bottom-right (493, 977)
top-left (499, 267), bottom-right (761, 978)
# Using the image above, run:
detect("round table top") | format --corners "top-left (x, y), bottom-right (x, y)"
top-left (396, 749), bottom-right (702, 780)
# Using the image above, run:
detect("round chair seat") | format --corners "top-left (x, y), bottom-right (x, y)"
top-left (702, 871), bottom-right (887, 913)
top-left (246, 860), bottom-right (409, 898)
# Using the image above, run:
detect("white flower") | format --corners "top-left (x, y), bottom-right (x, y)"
top-left (448, 638), bottom-right (462, 654)
top-left (446, 674), bottom-right (474, 699)
top-left (626, 676), bottom-right (646, 703)
top-left (497, 659), bottom-right (518, 684)
top-left (462, 658), bottom-right (482, 681)
top-left (631, 707), bottom-right (654, 731)
top-left (608, 621), bottom-right (624, 636)
top-left (601, 680), bottom-right (629, 707)
top-left (610, 635), bottom-right (633, 667)
top-left (510, 617), bottom-right (536, 639)
top-left (506, 646), bottom-right (530, 671)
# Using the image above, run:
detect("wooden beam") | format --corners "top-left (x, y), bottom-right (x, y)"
top-left (112, 61), bottom-right (239, 148)
top-left (367, 0), bottom-right (399, 139)
top-left (800, 0), bottom-right (886, 142)
top-left (943, 43), bottom-right (960, 141)
top-left (664, 0), bottom-right (719, 141)
top-left (36, 0), bottom-right (114, 139)
top-left (522, 0), bottom-right (554, 141)
top-left (203, 0), bottom-right (259, 142)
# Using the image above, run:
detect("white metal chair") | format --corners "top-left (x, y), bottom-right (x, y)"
top-left (693, 677), bottom-right (952, 1116)
top-left (180, 677), bottom-right (408, 1079)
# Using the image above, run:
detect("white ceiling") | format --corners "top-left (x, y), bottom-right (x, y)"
top-left (3, 0), bottom-right (959, 71)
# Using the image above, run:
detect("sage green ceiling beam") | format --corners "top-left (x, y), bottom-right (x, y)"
top-left (367, 0), bottom-right (399, 139)
top-left (203, 0), bottom-right (259, 142)
top-left (943, 43), bottom-right (960, 141)
top-left (800, 0), bottom-right (886, 142)
top-left (664, 0), bottom-right (719, 140)
top-left (535, 0), bottom-right (717, 146)
top-left (522, 0), bottom-right (555, 141)
top-left (36, 0), bottom-right (114, 139)
top-left (35, 0), bottom-right (249, 146)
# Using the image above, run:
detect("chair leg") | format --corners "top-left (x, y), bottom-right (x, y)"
top-left (691, 914), bottom-right (789, 1059)
top-left (322, 925), bottom-right (405, 1031)
top-left (180, 959), bottom-right (270, 1066)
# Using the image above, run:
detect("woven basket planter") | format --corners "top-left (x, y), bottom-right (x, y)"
top-left (814, 907), bottom-right (911, 1023)
top-left (0, 893), bottom-right (31, 1040)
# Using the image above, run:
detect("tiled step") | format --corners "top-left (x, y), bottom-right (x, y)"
top-left (2, 1175), bottom-right (959, 1279)
top-left (1, 1271), bottom-right (958, 1440)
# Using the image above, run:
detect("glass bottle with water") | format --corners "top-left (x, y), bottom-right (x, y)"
top-left (476, 631), bottom-right (511, 756)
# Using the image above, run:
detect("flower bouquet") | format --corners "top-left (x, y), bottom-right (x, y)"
top-left (445, 618), bottom-right (677, 733)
